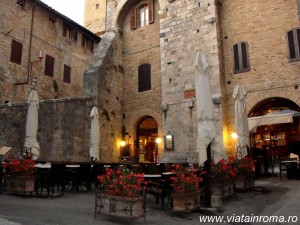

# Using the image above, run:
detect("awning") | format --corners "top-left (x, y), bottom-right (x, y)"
top-left (248, 110), bottom-right (300, 132)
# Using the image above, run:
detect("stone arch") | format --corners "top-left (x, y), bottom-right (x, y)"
top-left (246, 89), bottom-right (300, 115)
top-left (110, 0), bottom-right (165, 30)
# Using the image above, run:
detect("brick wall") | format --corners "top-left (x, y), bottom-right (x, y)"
top-left (0, 0), bottom-right (98, 103)
top-left (221, 0), bottom-right (300, 153)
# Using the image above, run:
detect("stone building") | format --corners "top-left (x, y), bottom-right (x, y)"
top-left (84, 0), bottom-right (300, 164)
top-left (0, 0), bottom-right (100, 103)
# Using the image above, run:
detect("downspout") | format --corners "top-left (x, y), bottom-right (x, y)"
top-left (298, 0), bottom-right (300, 21)
top-left (15, 0), bottom-right (36, 85)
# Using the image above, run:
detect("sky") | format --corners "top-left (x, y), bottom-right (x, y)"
top-left (41, 0), bottom-right (85, 25)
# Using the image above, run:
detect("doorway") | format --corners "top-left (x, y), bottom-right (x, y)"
top-left (135, 116), bottom-right (158, 162)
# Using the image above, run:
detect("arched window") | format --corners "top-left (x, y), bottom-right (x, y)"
top-left (138, 4), bottom-right (149, 27)
top-left (130, 0), bottom-right (154, 30)
top-left (232, 41), bottom-right (250, 74)
top-left (287, 28), bottom-right (300, 62)
top-left (138, 64), bottom-right (151, 92)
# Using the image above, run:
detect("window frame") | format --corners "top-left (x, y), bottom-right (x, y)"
top-left (44, 54), bottom-right (55, 77)
top-left (138, 63), bottom-right (151, 92)
top-left (232, 41), bottom-right (250, 74)
top-left (287, 28), bottom-right (300, 63)
top-left (62, 22), bottom-right (77, 42)
top-left (10, 39), bottom-right (23, 65)
top-left (130, 0), bottom-right (154, 30)
top-left (138, 4), bottom-right (149, 28)
top-left (63, 64), bottom-right (71, 83)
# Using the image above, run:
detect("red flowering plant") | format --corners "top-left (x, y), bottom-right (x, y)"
top-left (170, 164), bottom-right (205, 193)
top-left (211, 159), bottom-right (237, 184)
top-left (229, 156), bottom-right (256, 176)
top-left (4, 154), bottom-right (36, 176)
top-left (97, 168), bottom-right (147, 197)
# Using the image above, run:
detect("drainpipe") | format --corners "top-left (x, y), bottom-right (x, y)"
top-left (298, 0), bottom-right (300, 21)
top-left (15, 0), bottom-right (36, 85)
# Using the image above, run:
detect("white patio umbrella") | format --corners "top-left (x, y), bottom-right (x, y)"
top-left (194, 51), bottom-right (226, 165)
top-left (89, 107), bottom-right (100, 161)
top-left (233, 85), bottom-right (250, 158)
top-left (24, 90), bottom-right (40, 160)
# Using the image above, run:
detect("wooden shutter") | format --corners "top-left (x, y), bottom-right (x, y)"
top-left (81, 34), bottom-right (85, 47)
top-left (148, 0), bottom-right (154, 24)
top-left (288, 30), bottom-right (296, 60)
top-left (44, 54), bottom-right (54, 77)
top-left (138, 64), bottom-right (151, 92)
top-left (10, 39), bottom-right (23, 65)
top-left (73, 29), bottom-right (78, 41)
top-left (241, 42), bottom-right (248, 70)
top-left (90, 40), bottom-right (94, 52)
top-left (63, 64), bottom-right (71, 83)
top-left (62, 23), bottom-right (67, 37)
top-left (130, 7), bottom-right (137, 30)
top-left (233, 44), bottom-right (240, 72)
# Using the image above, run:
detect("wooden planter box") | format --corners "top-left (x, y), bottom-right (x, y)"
top-left (235, 174), bottom-right (255, 190)
top-left (95, 191), bottom-right (146, 220)
top-left (211, 182), bottom-right (234, 199)
top-left (5, 175), bottom-right (35, 194)
top-left (171, 190), bottom-right (201, 213)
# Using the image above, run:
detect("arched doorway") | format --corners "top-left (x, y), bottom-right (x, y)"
top-left (248, 97), bottom-right (300, 174)
top-left (135, 116), bottom-right (158, 162)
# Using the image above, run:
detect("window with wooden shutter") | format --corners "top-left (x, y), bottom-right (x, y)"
top-left (44, 54), bottom-right (55, 77)
top-left (130, 7), bottom-right (137, 30)
top-left (10, 40), bottom-right (23, 65)
top-left (232, 41), bottom-right (250, 74)
top-left (63, 64), bottom-right (71, 83)
top-left (73, 29), bottom-right (78, 41)
top-left (148, 0), bottom-right (154, 24)
top-left (138, 64), bottom-right (151, 92)
top-left (62, 23), bottom-right (67, 37)
top-left (287, 28), bottom-right (300, 62)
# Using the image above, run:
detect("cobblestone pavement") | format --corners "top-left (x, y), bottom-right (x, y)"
top-left (0, 177), bottom-right (299, 225)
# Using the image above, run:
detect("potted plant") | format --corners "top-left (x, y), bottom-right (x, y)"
top-left (95, 168), bottom-right (147, 220)
top-left (211, 159), bottom-right (237, 198)
top-left (170, 164), bottom-right (204, 212)
top-left (4, 155), bottom-right (36, 194)
top-left (230, 156), bottom-right (256, 190)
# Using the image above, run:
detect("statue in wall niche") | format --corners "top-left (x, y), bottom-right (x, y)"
top-left (194, 51), bottom-right (226, 165)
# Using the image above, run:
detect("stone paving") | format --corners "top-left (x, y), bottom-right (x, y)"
top-left (0, 177), bottom-right (299, 225)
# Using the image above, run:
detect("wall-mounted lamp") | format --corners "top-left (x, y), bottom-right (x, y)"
top-left (38, 50), bottom-right (43, 60)
top-left (231, 132), bottom-right (238, 139)
top-left (164, 131), bottom-right (174, 150)
top-left (155, 137), bottom-right (162, 144)
top-left (188, 100), bottom-right (194, 109)
top-left (166, 131), bottom-right (172, 140)
top-left (120, 140), bottom-right (126, 147)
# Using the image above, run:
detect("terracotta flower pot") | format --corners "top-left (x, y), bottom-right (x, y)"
top-left (95, 191), bottom-right (145, 219)
top-left (171, 190), bottom-right (201, 212)
top-left (5, 175), bottom-right (35, 194)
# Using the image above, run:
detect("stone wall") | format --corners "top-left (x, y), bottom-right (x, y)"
top-left (0, 97), bottom-right (93, 162)
top-left (159, 0), bottom-right (224, 161)
top-left (83, 30), bottom-right (124, 162)
top-left (93, 0), bottom-right (225, 162)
